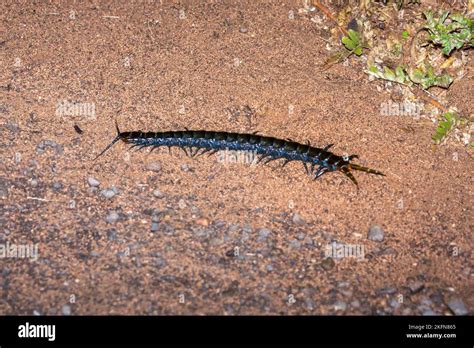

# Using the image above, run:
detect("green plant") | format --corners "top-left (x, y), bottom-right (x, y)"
top-left (367, 64), bottom-right (453, 89)
top-left (367, 65), bottom-right (410, 84)
top-left (432, 112), bottom-right (458, 144)
top-left (409, 65), bottom-right (453, 89)
top-left (422, 11), bottom-right (473, 55)
top-left (341, 29), bottom-right (364, 56)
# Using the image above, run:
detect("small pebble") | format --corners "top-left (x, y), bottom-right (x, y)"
top-left (289, 239), bottom-right (301, 249)
top-left (61, 304), bottom-right (71, 316)
top-left (146, 161), bottom-right (162, 172)
top-left (422, 309), bottom-right (437, 316)
top-left (389, 298), bottom-right (401, 309)
top-left (333, 300), bottom-right (347, 312)
top-left (377, 287), bottom-right (397, 295)
top-left (106, 211), bottom-right (119, 224)
top-left (52, 182), bottom-right (63, 191)
top-left (350, 300), bottom-right (360, 308)
top-left (320, 258), bottom-right (335, 270)
top-left (447, 298), bottom-right (468, 315)
top-left (101, 188), bottom-right (116, 199)
top-left (368, 225), bottom-right (385, 242)
top-left (180, 164), bottom-right (190, 172)
top-left (151, 221), bottom-right (159, 232)
top-left (292, 213), bottom-right (306, 225)
top-left (178, 199), bottom-right (186, 209)
top-left (257, 228), bottom-right (272, 242)
top-left (36, 140), bottom-right (64, 155)
top-left (106, 230), bottom-right (117, 241)
top-left (408, 280), bottom-right (424, 294)
top-left (196, 218), bottom-right (209, 227)
top-left (266, 264), bottom-right (273, 271)
top-left (33, 310), bottom-right (41, 316)
top-left (239, 26), bottom-right (248, 33)
top-left (152, 189), bottom-right (164, 198)
top-left (87, 177), bottom-right (100, 187)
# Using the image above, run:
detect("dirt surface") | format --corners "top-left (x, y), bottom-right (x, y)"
top-left (0, 1), bottom-right (472, 315)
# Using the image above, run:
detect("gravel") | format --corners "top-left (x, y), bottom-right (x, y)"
top-left (52, 182), bottom-right (63, 191)
top-left (146, 161), bottom-right (162, 172)
top-left (333, 300), bottom-right (347, 312)
top-left (87, 177), bottom-right (100, 187)
top-left (178, 199), bottom-right (186, 209)
top-left (257, 228), bottom-right (272, 242)
top-left (320, 258), bottom-right (335, 270)
top-left (292, 213), bottom-right (306, 225)
top-left (106, 211), bottom-right (119, 224)
top-left (152, 189), bottom-right (164, 198)
top-left (377, 287), bottom-right (397, 295)
top-left (106, 229), bottom-right (117, 241)
top-left (289, 239), bottom-right (301, 249)
top-left (61, 304), bottom-right (71, 316)
top-left (368, 225), bottom-right (385, 242)
top-left (151, 221), bottom-right (159, 232)
top-left (408, 280), bottom-right (424, 293)
top-left (36, 140), bottom-right (64, 155)
top-left (101, 188), bottom-right (117, 199)
top-left (446, 298), bottom-right (468, 315)
top-left (422, 309), bottom-right (437, 316)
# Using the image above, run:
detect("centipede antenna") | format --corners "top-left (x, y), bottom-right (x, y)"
top-left (93, 135), bottom-right (121, 161)
top-left (350, 163), bottom-right (385, 176)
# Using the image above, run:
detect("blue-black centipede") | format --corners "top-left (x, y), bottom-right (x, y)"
top-left (95, 121), bottom-right (385, 187)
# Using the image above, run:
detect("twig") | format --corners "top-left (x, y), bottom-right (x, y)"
top-left (311, 1), bottom-right (348, 36)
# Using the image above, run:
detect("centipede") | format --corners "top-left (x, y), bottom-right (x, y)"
top-left (94, 121), bottom-right (385, 187)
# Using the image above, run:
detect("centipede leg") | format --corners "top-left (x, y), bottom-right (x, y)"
top-left (281, 159), bottom-right (293, 168)
top-left (262, 157), bottom-right (279, 166)
top-left (129, 144), bottom-right (147, 152)
top-left (189, 147), bottom-right (200, 157)
top-left (343, 170), bottom-right (359, 188)
top-left (206, 149), bottom-right (219, 157)
top-left (302, 162), bottom-right (310, 175)
top-left (313, 166), bottom-right (329, 180)
top-left (257, 154), bottom-right (271, 164)
top-left (180, 147), bottom-right (192, 157)
top-left (323, 144), bottom-right (334, 152)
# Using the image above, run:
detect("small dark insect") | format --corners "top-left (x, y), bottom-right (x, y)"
top-left (95, 121), bottom-right (385, 187)
top-left (74, 124), bottom-right (83, 134)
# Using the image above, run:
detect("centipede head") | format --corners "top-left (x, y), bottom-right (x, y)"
top-left (338, 157), bottom-right (385, 188)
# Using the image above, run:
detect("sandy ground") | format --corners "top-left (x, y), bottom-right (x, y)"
top-left (0, 1), bottom-right (472, 315)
